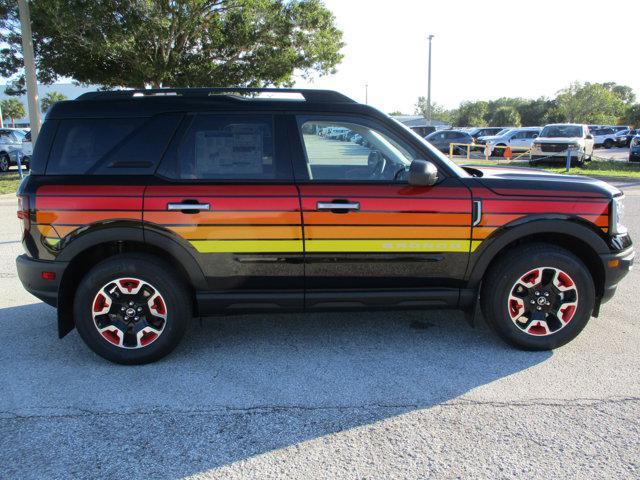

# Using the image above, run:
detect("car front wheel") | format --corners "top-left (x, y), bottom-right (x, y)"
top-left (481, 244), bottom-right (595, 350)
top-left (0, 154), bottom-right (9, 172)
top-left (74, 253), bottom-right (191, 364)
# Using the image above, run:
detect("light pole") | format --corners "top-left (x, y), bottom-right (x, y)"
top-left (17, 0), bottom-right (41, 141)
top-left (365, 83), bottom-right (368, 105)
top-left (427, 34), bottom-right (434, 126)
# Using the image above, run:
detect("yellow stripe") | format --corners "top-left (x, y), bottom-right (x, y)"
top-left (190, 239), bottom-right (483, 253)
top-left (191, 239), bottom-right (303, 253)
top-left (308, 239), bottom-right (482, 253)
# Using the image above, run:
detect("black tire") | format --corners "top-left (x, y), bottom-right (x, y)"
top-left (492, 144), bottom-right (506, 158)
top-left (0, 154), bottom-right (9, 172)
top-left (603, 139), bottom-right (614, 149)
top-left (480, 243), bottom-right (595, 350)
top-left (22, 156), bottom-right (30, 170)
top-left (74, 253), bottom-right (191, 364)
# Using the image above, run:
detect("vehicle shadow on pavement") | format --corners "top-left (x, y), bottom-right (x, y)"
top-left (0, 302), bottom-right (551, 478)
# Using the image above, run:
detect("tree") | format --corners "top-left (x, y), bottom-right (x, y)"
top-left (41, 91), bottom-right (67, 113)
top-left (516, 97), bottom-right (556, 126)
top-left (555, 82), bottom-right (624, 124)
top-left (489, 106), bottom-right (521, 127)
top-left (0, 98), bottom-right (26, 126)
top-left (453, 101), bottom-right (488, 127)
top-left (486, 97), bottom-right (527, 124)
top-left (0, 0), bottom-right (344, 92)
top-left (623, 104), bottom-right (640, 128)
top-left (601, 82), bottom-right (636, 105)
top-left (414, 98), bottom-right (454, 124)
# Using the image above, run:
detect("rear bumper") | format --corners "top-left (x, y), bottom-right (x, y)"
top-left (599, 246), bottom-right (634, 304)
top-left (16, 254), bottom-right (67, 307)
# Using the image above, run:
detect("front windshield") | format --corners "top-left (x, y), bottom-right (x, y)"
top-left (540, 125), bottom-right (582, 138)
top-left (391, 118), bottom-right (470, 178)
top-left (496, 128), bottom-right (511, 136)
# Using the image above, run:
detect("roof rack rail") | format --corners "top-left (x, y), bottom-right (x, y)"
top-left (76, 88), bottom-right (355, 104)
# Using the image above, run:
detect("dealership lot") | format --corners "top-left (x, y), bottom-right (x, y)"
top-left (0, 183), bottom-right (639, 479)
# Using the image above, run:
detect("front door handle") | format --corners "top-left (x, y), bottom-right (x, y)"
top-left (167, 202), bottom-right (210, 212)
top-left (317, 201), bottom-right (360, 212)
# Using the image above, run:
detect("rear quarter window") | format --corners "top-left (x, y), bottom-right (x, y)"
top-left (46, 117), bottom-right (146, 175)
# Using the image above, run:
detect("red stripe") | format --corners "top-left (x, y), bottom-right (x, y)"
top-left (144, 197), bottom-right (300, 211)
top-left (301, 197), bottom-right (470, 212)
top-left (483, 200), bottom-right (609, 215)
top-left (299, 185), bottom-right (470, 198)
top-left (37, 196), bottom-right (143, 211)
top-left (37, 185), bottom-right (145, 196)
top-left (145, 185), bottom-right (299, 197)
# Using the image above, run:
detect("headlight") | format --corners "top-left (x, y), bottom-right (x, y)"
top-left (610, 195), bottom-right (627, 235)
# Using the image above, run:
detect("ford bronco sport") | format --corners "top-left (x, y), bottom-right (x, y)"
top-left (16, 88), bottom-right (634, 364)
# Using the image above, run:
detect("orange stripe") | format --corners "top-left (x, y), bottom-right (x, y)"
top-left (168, 225), bottom-right (302, 240)
top-left (36, 211), bottom-right (141, 224)
top-left (37, 224), bottom-right (79, 237)
top-left (305, 226), bottom-right (471, 239)
top-left (144, 211), bottom-right (301, 225)
top-left (472, 227), bottom-right (497, 239)
top-left (303, 212), bottom-right (471, 226)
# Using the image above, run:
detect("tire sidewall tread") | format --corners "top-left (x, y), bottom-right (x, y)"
top-left (73, 253), bottom-right (191, 364)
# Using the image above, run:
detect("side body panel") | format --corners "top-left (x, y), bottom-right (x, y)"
top-left (143, 185), bottom-right (304, 293)
top-left (299, 179), bottom-right (473, 291)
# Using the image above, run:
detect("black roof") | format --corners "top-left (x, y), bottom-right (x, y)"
top-left (48, 88), bottom-right (370, 119)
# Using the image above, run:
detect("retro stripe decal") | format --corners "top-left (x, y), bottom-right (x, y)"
top-left (35, 185), bottom-right (611, 256)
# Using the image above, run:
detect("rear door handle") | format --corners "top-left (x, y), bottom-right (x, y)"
top-left (167, 202), bottom-right (210, 212)
top-left (317, 201), bottom-right (360, 212)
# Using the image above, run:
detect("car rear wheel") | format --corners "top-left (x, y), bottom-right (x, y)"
top-left (481, 244), bottom-right (595, 350)
top-left (74, 253), bottom-right (191, 364)
top-left (0, 154), bottom-right (9, 172)
top-left (603, 139), bottom-right (614, 149)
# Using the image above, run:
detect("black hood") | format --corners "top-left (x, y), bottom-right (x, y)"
top-left (462, 164), bottom-right (621, 198)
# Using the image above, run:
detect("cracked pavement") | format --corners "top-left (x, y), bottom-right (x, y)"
top-left (1, 183), bottom-right (639, 479)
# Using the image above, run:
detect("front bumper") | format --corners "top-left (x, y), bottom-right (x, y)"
top-left (16, 254), bottom-right (68, 307)
top-left (599, 246), bottom-right (634, 304)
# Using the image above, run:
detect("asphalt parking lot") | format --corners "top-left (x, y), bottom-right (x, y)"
top-left (0, 183), bottom-right (639, 479)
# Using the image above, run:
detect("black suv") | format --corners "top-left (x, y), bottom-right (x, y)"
top-left (16, 88), bottom-right (634, 364)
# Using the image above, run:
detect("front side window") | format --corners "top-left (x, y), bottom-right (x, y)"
top-left (173, 114), bottom-right (278, 180)
top-left (298, 117), bottom-right (419, 182)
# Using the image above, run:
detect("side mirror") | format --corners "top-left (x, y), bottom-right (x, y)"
top-left (533, 134), bottom-right (538, 138)
top-left (586, 134), bottom-right (594, 140)
top-left (408, 159), bottom-right (438, 186)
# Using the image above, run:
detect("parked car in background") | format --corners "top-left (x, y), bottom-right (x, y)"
top-left (424, 129), bottom-right (473, 154)
top-left (21, 130), bottom-right (32, 169)
top-left (475, 127), bottom-right (541, 157)
top-left (467, 127), bottom-right (506, 141)
top-left (592, 127), bottom-right (618, 149)
top-left (0, 128), bottom-right (25, 172)
top-left (611, 126), bottom-right (629, 133)
top-left (614, 128), bottom-right (638, 147)
top-left (530, 124), bottom-right (594, 164)
top-left (630, 135), bottom-right (640, 162)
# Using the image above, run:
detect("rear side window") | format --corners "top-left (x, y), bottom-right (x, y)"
top-left (158, 114), bottom-right (286, 181)
top-left (47, 118), bottom-right (145, 175)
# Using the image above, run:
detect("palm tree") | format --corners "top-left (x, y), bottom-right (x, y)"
top-left (41, 91), bottom-right (68, 113)
top-left (0, 98), bottom-right (26, 127)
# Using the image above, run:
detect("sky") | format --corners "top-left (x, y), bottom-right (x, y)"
top-left (294, 0), bottom-right (640, 114)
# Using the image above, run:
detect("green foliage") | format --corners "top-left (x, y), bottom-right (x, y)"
top-left (414, 98), bottom-right (454, 124)
top-left (516, 97), bottom-right (557, 126)
top-left (489, 106), bottom-right (521, 127)
top-left (1, 0), bottom-right (344, 90)
top-left (623, 104), bottom-right (640, 128)
top-left (601, 82), bottom-right (636, 105)
top-left (555, 82), bottom-right (625, 124)
top-left (40, 91), bottom-right (68, 113)
top-left (0, 98), bottom-right (25, 126)
top-left (454, 101), bottom-right (488, 127)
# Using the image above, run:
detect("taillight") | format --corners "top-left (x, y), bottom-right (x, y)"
top-left (17, 195), bottom-right (30, 230)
